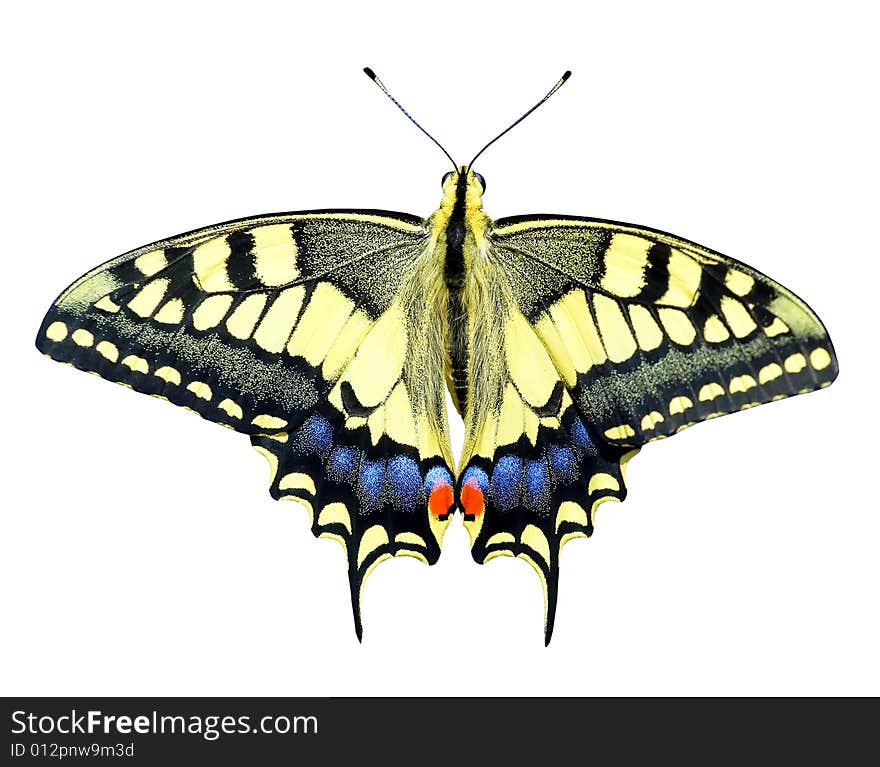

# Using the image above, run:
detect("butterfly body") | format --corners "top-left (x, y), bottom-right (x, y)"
top-left (37, 91), bottom-right (837, 643)
top-left (428, 168), bottom-right (486, 415)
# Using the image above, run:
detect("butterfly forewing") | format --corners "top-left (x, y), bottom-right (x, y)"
top-left (489, 216), bottom-right (838, 446)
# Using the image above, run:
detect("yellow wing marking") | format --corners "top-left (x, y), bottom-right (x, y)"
top-left (218, 398), bottom-right (244, 419)
top-left (192, 237), bottom-right (234, 292)
top-left (383, 383), bottom-right (418, 446)
top-left (588, 473), bottom-right (620, 493)
top-left (278, 472), bottom-right (316, 495)
top-left (94, 295), bottom-right (120, 313)
top-left (604, 424), bottom-right (635, 440)
top-left (71, 328), bottom-right (94, 347)
top-left (96, 341), bottom-right (119, 362)
top-left (506, 310), bottom-right (558, 406)
top-left (154, 366), bottom-right (181, 385)
top-left (669, 395), bottom-right (694, 415)
top-left (226, 294), bottom-right (267, 339)
top-left (720, 297), bottom-right (757, 338)
top-left (367, 407), bottom-right (386, 445)
top-left (810, 348), bottom-right (832, 370)
top-left (122, 355), bottom-right (148, 374)
top-left (253, 287), bottom-right (306, 353)
top-left (660, 249), bottom-right (702, 307)
top-left (186, 381), bottom-right (212, 401)
top-left (317, 503), bottom-right (352, 534)
top-left (192, 295), bottom-right (234, 330)
top-left (758, 363), bottom-right (784, 384)
top-left (154, 298), bottom-right (185, 325)
top-left (322, 311), bottom-right (373, 380)
top-left (128, 278), bottom-right (169, 318)
top-left (600, 233), bottom-right (652, 298)
top-left (628, 305), bottom-right (664, 351)
top-left (252, 414), bottom-right (287, 429)
top-left (134, 249), bottom-right (168, 277)
top-left (640, 410), bottom-right (665, 431)
top-left (703, 315), bottom-right (730, 343)
top-left (534, 315), bottom-right (577, 386)
top-left (724, 269), bottom-right (754, 296)
top-left (555, 501), bottom-right (589, 531)
top-left (698, 382), bottom-right (725, 401)
top-left (658, 308), bottom-right (696, 346)
top-left (251, 223), bottom-right (299, 286)
top-left (521, 524), bottom-right (551, 566)
top-left (394, 532), bottom-right (427, 547)
top-left (763, 317), bottom-right (789, 337)
top-left (497, 383), bottom-right (525, 446)
top-left (357, 525), bottom-right (390, 568)
top-left (338, 303), bottom-right (406, 408)
top-left (287, 283), bottom-right (355, 364)
top-left (593, 294), bottom-right (637, 362)
top-left (551, 290), bottom-right (605, 370)
top-left (784, 353), bottom-right (807, 373)
top-left (729, 375), bottom-right (757, 394)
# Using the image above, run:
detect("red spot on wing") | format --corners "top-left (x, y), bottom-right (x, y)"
top-left (428, 480), bottom-right (454, 518)
top-left (460, 481), bottom-right (484, 517)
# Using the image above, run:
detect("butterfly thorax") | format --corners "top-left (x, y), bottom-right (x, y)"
top-left (431, 168), bottom-right (489, 415)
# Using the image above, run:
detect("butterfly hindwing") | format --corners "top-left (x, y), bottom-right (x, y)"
top-left (456, 264), bottom-right (637, 643)
top-left (37, 210), bottom-right (456, 637)
top-left (249, 292), bottom-right (457, 637)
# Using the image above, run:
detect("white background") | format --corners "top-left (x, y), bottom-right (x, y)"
top-left (2, 1), bottom-right (877, 696)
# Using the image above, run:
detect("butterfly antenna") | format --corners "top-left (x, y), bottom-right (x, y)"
top-left (467, 70), bottom-right (572, 171)
top-left (363, 68), bottom-right (458, 170)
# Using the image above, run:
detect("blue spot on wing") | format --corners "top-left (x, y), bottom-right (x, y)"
top-left (424, 465), bottom-right (453, 494)
top-left (524, 458), bottom-right (549, 512)
top-left (328, 446), bottom-right (358, 483)
top-left (549, 445), bottom-right (578, 483)
top-left (491, 455), bottom-right (523, 512)
top-left (387, 455), bottom-right (422, 510)
top-left (462, 465), bottom-right (489, 493)
top-left (570, 416), bottom-right (596, 454)
top-left (360, 458), bottom-right (386, 496)
top-left (295, 414), bottom-right (333, 455)
top-left (359, 458), bottom-right (386, 512)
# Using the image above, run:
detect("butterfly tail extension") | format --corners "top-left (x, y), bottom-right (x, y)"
top-left (459, 407), bottom-right (635, 644)
top-left (251, 406), bottom-right (454, 639)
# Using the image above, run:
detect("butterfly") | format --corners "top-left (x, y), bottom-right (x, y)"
top-left (36, 69), bottom-right (838, 643)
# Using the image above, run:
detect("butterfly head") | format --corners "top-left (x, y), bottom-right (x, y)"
top-left (441, 167), bottom-right (486, 193)
top-left (440, 166), bottom-right (486, 210)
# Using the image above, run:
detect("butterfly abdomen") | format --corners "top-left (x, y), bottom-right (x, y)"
top-left (440, 172), bottom-right (473, 415)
